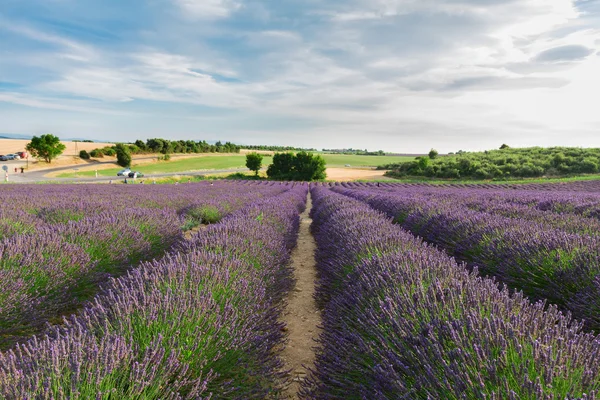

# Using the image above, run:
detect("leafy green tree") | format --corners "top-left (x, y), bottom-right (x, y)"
top-left (245, 152), bottom-right (263, 176)
top-left (267, 153), bottom-right (295, 180)
top-left (25, 134), bottom-right (66, 163)
top-left (500, 144), bottom-right (510, 150)
top-left (428, 148), bottom-right (439, 159)
top-left (79, 150), bottom-right (90, 160)
top-left (134, 140), bottom-right (147, 152)
top-left (146, 138), bottom-right (165, 153)
top-left (115, 144), bottom-right (132, 168)
top-left (293, 151), bottom-right (326, 181)
top-left (266, 152), bottom-right (326, 181)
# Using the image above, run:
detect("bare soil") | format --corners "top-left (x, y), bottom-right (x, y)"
top-left (281, 193), bottom-right (321, 398)
top-left (0, 139), bottom-right (110, 156)
top-left (326, 167), bottom-right (389, 181)
top-left (0, 139), bottom-right (116, 171)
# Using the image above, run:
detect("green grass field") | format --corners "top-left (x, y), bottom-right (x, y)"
top-left (56, 154), bottom-right (414, 178)
top-left (57, 155), bottom-right (248, 178)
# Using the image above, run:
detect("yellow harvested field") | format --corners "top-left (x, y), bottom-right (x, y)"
top-left (0, 139), bottom-right (113, 156)
top-left (325, 167), bottom-right (388, 181)
top-left (0, 139), bottom-right (115, 171)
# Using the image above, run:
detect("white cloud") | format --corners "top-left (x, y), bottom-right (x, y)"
top-left (2, 0), bottom-right (600, 151)
top-left (174, 0), bottom-right (241, 19)
top-left (0, 17), bottom-right (97, 62)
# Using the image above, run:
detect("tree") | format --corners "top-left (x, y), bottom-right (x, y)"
top-left (500, 144), bottom-right (510, 150)
top-left (267, 153), bottom-right (295, 180)
top-left (115, 144), bottom-right (132, 168)
top-left (146, 138), bottom-right (165, 153)
top-left (134, 140), bottom-right (147, 152)
top-left (266, 152), bottom-right (326, 181)
top-left (79, 150), bottom-right (90, 160)
top-left (245, 152), bottom-right (263, 176)
top-left (25, 134), bottom-right (66, 163)
top-left (428, 148), bottom-right (439, 159)
top-left (293, 151), bottom-right (326, 181)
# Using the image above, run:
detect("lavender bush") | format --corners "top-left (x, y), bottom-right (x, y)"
top-left (0, 182), bottom-right (291, 348)
top-left (0, 183), bottom-right (307, 399)
top-left (333, 185), bottom-right (600, 331)
top-left (302, 186), bottom-right (600, 399)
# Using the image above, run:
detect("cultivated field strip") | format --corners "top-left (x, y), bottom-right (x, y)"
top-left (329, 179), bottom-right (600, 192)
top-left (0, 183), bottom-right (308, 398)
top-left (302, 186), bottom-right (600, 399)
top-left (0, 182), bottom-right (289, 348)
top-left (334, 185), bottom-right (600, 332)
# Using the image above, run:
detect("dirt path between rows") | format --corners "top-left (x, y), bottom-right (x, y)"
top-left (281, 192), bottom-right (321, 399)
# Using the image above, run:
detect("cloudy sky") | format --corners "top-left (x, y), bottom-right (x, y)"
top-left (0, 0), bottom-right (599, 152)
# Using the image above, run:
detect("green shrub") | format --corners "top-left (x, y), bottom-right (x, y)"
top-left (182, 206), bottom-right (223, 230)
top-left (79, 150), bottom-right (90, 160)
top-left (384, 146), bottom-right (600, 180)
top-left (89, 149), bottom-right (104, 158)
top-left (101, 147), bottom-right (116, 156)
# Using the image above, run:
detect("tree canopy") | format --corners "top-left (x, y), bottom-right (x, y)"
top-left (89, 138), bottom-right (242, 157)
top-left (115, 144), bottom-right (132, 168)
top-left (245, 152), bottom-right (263, 176)
top-left (25, 134), bottom-right (66, 163)
top-left (267, 151), bottom-right (326, 181)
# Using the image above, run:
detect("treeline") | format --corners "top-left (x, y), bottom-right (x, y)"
top-left (382, 146), bottom-right (600, 179)
top-left (243, 144), bottom-right (317, 152)
top-left (323, 148), bottom-right (385, 156)
top-left (86, 139), bottom-right (241, 158)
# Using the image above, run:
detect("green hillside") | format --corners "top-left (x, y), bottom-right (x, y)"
top-left (382, 147), bottom-right (600, 180)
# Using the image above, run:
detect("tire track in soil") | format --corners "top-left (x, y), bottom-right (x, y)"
top-left (281, 191), bottom-right (321, 399)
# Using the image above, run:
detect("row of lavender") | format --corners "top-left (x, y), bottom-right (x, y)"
top-left (338, 182), bottom-right (600, 221)
top-left (0, 181), bottom-right (289, 240)
top-left (324, 179), bottom-right (600, 192)
top-left (338, 183), bottom-right (600, 235)
top-left (0, 182), bottom-right (288, 348)
top-left (303, 186), bottom-right (600, 399)
top-left (333, 185), bottom-right (600, 332)
top-left (0, 184), bottom-right (307, 398)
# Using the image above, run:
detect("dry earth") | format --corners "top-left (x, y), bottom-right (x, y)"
top-left (0, 139), bottom-right (116, 171)
top-left (325, 167), bottom-right (388, 181)
top-left (0, 139), bottom-right (112, 156)
top-left (281, 193), bottom-right (321, 398)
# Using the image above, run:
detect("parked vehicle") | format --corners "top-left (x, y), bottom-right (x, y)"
top-left (5, 155), bottom-right (15, 160)
top-left (8, 154), bottom-right (20, 160)
top-left (0, 155), bottom-right (6, 161)
top-left (117, 168), bottom-right (131, 176)
top-left (128, 171), bottom-right (144, 178)
top-left (17, 151), bottom-right (27, 158)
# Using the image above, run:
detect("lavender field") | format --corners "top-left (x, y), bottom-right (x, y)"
top-left (2, 180), bottom-right (600, 398)
top-left (303, 183), bottom-right (600, 399)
